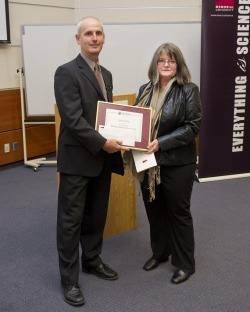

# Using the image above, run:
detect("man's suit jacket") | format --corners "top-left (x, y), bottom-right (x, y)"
top-left (54, 54), bottom-right (123, 177)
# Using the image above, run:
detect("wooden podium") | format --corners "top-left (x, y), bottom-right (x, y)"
top-left (55, 94), bottom-right (137, 238)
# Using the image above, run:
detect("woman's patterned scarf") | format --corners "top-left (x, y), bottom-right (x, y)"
top-left (124, 77), bottom-right (176, 201)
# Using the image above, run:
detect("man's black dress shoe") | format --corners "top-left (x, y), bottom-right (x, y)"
top-left (171, 269), bottom-right (194, 284)
top-left (82, 263), bottom-right (118, 280)
top-left (143, 257), bottom-right (169, 271)
top-left (61, 283), bottom-right (85, 306)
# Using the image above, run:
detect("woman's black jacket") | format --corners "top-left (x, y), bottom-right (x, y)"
top-left (136, 81), bottom-right (202, 167)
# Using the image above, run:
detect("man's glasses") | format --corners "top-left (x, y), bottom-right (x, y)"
top-left (157, 59), bottom-right (177, 66)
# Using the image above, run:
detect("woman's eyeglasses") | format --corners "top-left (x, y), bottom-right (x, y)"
top-left (157, 59), bottom-right (177, 66)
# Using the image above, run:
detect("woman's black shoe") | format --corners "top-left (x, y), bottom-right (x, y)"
top-left (143, 257), bottom-right (169, 271)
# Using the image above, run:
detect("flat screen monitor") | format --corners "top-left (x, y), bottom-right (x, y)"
top-left (0, 0), bottom-right (11, 43)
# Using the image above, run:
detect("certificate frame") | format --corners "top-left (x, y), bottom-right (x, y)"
top-left (95, 101), bottom-right (152, 151)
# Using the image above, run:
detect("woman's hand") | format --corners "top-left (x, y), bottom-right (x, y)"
top-left (146, 139), bottom-right (160, 154)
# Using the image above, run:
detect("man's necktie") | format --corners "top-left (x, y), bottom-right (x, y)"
top-left (94, 64), bottom-right (107, 101)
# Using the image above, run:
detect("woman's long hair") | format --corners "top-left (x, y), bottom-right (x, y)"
top-left (148, 42), bottom-right (191, 85)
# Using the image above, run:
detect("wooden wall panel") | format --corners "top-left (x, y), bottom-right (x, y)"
top-left (0, 89), bottom-right (56, 166)
top-left (0, 89), bottom-right (22, 132)
top-left (0, 129), bottom-right (24, 164)
top-left (26, 125), bottom-right (56, 159)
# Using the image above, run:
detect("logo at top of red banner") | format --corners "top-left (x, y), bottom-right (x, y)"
top-left (215, 0), bottom-right (234, 11)
top-left (216, 0), bottom-right (234, 5)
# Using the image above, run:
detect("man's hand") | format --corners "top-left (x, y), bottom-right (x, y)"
top-left (103, 139), bottom-right (130, 153)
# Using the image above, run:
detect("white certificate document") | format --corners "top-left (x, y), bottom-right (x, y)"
top-left (132, 150), bottom-right (157, 172)
top-left (99, 125), bottom-right (136, 147)
top-left (105, 108), bottom-right (143, 142)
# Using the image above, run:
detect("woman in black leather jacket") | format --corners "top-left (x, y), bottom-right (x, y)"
top-left (137, 43), bottom-right (201, 284)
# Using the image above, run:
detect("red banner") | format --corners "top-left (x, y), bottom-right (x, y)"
top-left (199, 0), bottom-right (250, 180)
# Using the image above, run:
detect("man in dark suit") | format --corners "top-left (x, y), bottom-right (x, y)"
top-left (54, 16), bottom-right (129, 307)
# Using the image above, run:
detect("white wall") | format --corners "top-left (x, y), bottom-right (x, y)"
top-left (0, 0), bottom-right (201, 90)
top-left (75, 0), bottom-right (201, 23)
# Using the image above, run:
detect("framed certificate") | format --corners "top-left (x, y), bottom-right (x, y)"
top-left (95, 101), bottom-right (152, 151)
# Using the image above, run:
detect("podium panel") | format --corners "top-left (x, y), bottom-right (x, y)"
top-left (55, 94), bottom-right (137, 238)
